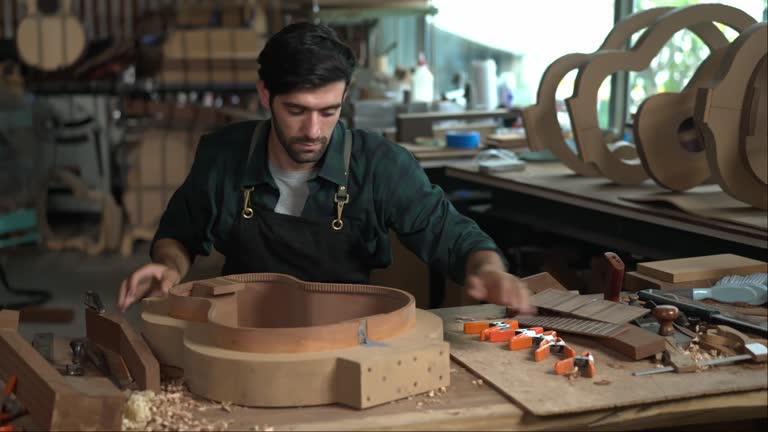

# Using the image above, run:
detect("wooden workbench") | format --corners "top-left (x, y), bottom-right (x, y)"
top-left (10, 306), bottom-right (767, 431)
top-left (438, 161), bottom-right (767, 261)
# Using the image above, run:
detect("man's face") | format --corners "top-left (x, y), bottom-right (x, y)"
top-left (261, 81), bottom-right (346, 169)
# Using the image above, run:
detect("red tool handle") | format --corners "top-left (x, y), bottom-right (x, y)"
top-left (601, 252), bottom-right (625, 302)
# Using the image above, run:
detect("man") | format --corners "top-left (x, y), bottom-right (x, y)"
top-left (118, 22), bottom-right (532, 313)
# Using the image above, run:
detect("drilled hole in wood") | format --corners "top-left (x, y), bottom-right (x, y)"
top-left (413, 381), bottom-right (418, 387)
top-left (397, 360), bottom-right (402, 366)
top-left (413, 356), bottom-right (418, 362)
top-left (439, 375), bottom-right (443, 380)
top-left (367, 367), bottom-right (372, 373)
top-left (397, 387), bottom-right (401, 394)
top-left (366, 396), bottom-right (371, 402)
top-left (382, 376), bottom-right (387, 382)
top-left (439, 350), bottom-right (444, 356)
top-left (427, 366), bottom-right (432, 372)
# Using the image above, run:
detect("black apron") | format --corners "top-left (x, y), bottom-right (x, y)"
top-left (221, 125), bottom-right (371, 283)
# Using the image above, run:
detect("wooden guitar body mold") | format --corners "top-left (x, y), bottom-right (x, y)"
top-left (141, 273), bottom-right (450, 409)
top-left (633, 45), bottom-right (729, 191)
top-left (16, 0), bottom-right (87, 71)
top-left (695, 22), bottom-right (768, 209)
top-left (523, 7), bottom-right (677, 177)
top-left (566, 4), bottom-right (757, 185)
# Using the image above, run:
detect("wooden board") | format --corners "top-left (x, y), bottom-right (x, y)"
top-left (637, 254), bottom-right (767, 283)
top-left (530, 288), bottom-right (650, 324)
top-left (433, 304), bottom-right (768, 417)
top-left (85, 308), bottom-right (161, 392)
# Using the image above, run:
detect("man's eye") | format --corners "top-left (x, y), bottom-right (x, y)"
top-left (288, 109), bottom-right (304, 115)
top-left (320, 110), bottom-right (337, 117)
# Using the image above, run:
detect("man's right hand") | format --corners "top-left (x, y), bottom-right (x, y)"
top-left (118, 263), bottom-right (181, 312)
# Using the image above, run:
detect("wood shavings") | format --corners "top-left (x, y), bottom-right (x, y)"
top-left (471, 379), bottom-right (484, 386)
top-left (220, 401), bottom-right (233, 413)
top-left (121, 379), bottom-right (234, 431)
top-left (593, 379), bottom-right (611, 386)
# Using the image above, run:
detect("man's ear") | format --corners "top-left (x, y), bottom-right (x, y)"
top-left (257, 80), bottom-right (270, 109)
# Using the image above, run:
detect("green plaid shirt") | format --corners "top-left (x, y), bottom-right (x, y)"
top-left (155, 120), bottom-right (504, 282)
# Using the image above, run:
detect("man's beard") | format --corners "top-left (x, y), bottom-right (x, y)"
top-left (273, 118), bottom-right (330, 165)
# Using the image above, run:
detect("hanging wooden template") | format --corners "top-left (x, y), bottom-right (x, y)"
top-left (523, 7), bottom-right (678, 177)
top-left (567, 4), bottom-right (757, 185)
top-left (695, 22), bottom-right (768, 209)
top-left (141, 273), bottom-right (450, 409)
top-left (16, 0), bottom-right (87, 71)
top-left (633, 46), bottom-right (730, 191)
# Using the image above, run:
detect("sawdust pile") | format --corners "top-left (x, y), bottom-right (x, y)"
top-left (122, 379), bottom-right (233, 431)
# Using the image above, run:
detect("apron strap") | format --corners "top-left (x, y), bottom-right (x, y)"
top-left (336, 129), bottom-right (352, 201)
top-left (332, 129), bottom-right (352, 230)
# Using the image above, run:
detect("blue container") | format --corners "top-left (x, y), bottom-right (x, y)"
top-left (445, 131), bottom-right (480, 149)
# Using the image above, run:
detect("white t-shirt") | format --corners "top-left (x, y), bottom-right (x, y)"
top-left (268, 161), bottom-right (318, 216)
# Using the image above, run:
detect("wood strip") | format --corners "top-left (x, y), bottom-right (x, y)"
top-left (515, 315), bottom-right (623, 337)
top-left (530, 289), bottom-right (650, 324)
top-left (0, 329), bottom-right (124, 430)
top-left (85, 308), bottom-right (161, 391)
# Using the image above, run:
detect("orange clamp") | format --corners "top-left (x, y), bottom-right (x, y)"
top-left (554, 351), bottom-right (596, 378)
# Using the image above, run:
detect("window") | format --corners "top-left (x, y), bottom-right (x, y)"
top-left (626, 0), bottom-right (767, 121)
top-left (429, 0), bottom-right (615, 127)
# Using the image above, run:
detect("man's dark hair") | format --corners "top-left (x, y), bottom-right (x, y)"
top-left (258, 22), bottom-right (356, 100)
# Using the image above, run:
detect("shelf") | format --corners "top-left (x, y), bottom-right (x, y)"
top-left (25, 80), bottom-right (260, 95)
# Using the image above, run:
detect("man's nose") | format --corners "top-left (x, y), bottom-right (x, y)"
top-left (300, 112), bottom-right (321, 138)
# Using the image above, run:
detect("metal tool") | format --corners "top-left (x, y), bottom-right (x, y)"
top-left (64, 340), bottom-right (85, 376)
top-left (84, 290), bottom-right (105, 314)
top-left (633, 353), bottom-right (756, 376)
top-left (637, 289), bottom-right (768, 336)
top-left (633, 328), bottom-right (767, 376)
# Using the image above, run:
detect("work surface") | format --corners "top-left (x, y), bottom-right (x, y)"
top-left (11, 305), bottom-right (767, 431)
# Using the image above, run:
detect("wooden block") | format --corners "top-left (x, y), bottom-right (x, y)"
top-left (192, 280), bottom-right (245, 296)
top-left (85, 308), bottom-right (161, 392)
top-left (0, 309), bottom-right (19, 330)
top-left (637, 254), bottom-right (767, 283)
top-left (0, 330), bottom-right (124, 430)
top-left (597, 323), bottom-right (667, 360)
top-left (624, 271), bottom-right (719, 292)
top-left (336, 342), bottom-right (450, 408)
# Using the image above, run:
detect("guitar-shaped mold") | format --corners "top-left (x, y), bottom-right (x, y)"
top-left (566, 4), bottom-right (756, 185)
top-left (141, 273), bottom-right (450, 409)
top-left (695, 22), bottom-right (768, 209)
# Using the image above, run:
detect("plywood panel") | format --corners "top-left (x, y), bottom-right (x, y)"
top-left (433, 304), bottom-right (768, 416)
top-left (637, 254), bottom-right (767, 283)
